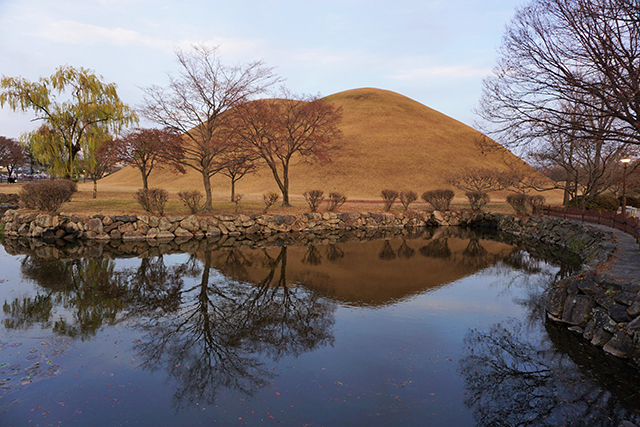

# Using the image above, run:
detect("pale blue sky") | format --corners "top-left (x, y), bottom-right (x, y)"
top-left (0, 0), bottom-right (526, 139)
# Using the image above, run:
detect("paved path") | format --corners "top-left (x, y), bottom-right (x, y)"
top-left (593, 225), bottom-right (640, 284)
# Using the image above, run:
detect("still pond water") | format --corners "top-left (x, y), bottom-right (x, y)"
top-left (1, 228), bottom-right (639, 426)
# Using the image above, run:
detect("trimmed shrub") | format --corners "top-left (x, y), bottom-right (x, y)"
top-left (327, 192), bottom-right (347, 212)
top-left (135, 188), bottom-right (168, 216)
top-left (465, 191), bottom-right (490, 212)
top-left (304, 190), bottom-right (325, 212)
top-left (567, 195), bottom-right (619, 212)
top-left (381, 189), bottom-right (399, 211)
top-left (178, 190), bottom-right (203, 214)
top-left (263, 192), bottom-right (279, 213)
top-left (399, 191), bottom-right (418, 211)
top-left (506, 193), bottom-right (528, 214)
top-left (56, 179), bottom-right (78, 195)
top-left (527, 195), bottom-right (546, 214)
top-left (19, 179), bottom-right (77, 214)
top-left (421, 189), bottom-right (454, 211)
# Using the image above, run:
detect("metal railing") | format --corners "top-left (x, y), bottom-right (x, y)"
top-left (543, 206), bottom-right (640, 245)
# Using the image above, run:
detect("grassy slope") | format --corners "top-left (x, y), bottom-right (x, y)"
top-left (82, 88), bottom-right (564, 205)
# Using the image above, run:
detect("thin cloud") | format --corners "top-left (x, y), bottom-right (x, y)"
top-left (35, 20), bottom-right (263, 56)
top-left (36, 20), bottom-right (171, 50)
top-left (391, 65), bottom-right (492, 80)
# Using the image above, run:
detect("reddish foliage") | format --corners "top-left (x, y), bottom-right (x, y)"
top-left (232, 91), bottom-right (342, 206)
top-left (114, 128), bottom-right (185, 189)
top-left (0, 136), bottom-right (26, 178)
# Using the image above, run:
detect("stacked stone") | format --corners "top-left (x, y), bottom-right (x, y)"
top-left (547, 270), bottom-right (640, 362)
top-left (1, 209), bottom-right (439, 241)
top-left (468, 213), bottom-right (616, 267)
top-left (0, 193), bottom-right (19, 204)
top-left (2, 226), bottom-right (431, 262)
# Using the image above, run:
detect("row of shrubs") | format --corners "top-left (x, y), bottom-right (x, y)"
top-left (380, 189), bottom-right (547, 215)
top-left (302, 190), bottom-right (347, 213)
top-left (13, 181), bottom-right (554, 217)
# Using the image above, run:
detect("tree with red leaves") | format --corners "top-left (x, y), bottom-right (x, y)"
top-left (114, 128), bottom-right (186, 190)
top-left (0, 136), bottom-right (26, 182)
top-left (232, 91), bottom-right (342, 206)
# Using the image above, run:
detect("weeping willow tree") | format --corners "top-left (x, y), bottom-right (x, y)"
top-left (1, 65), bottom-right (137, 178)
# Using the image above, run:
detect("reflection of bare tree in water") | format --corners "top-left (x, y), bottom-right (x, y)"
top-left (419, 238), bottom-right (451, 259)
top-left (175, 254), bottom-right (203, 279)
top-left (378, 240), bottom-right (396, 260)
top-left (124, 256), bottom-right (184, 314)
top-left (133, 246), bottom-right (336, 409)
top-left (220, 249), bottom-right (254, 281)
top-left (302, 244), bottom-right (323, 265)
top-left (457, 238), bottom-right (508, 271)
top-left (397, 239), bottom-right (415, 259)
top-left (502, 250), bottom-right (543, 274)
top-left (326, 244), bottom-right (344, 262)
top-left (503, 250), bottom-right (578, 283)
top-left (459, 319), bottom-right (640, 426)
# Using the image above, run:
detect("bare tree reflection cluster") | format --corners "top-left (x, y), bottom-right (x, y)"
top-left (458, 253), bottom-right (640, 427)
top-left (3, 245), bottom-right (336, 409)
top-left (460, 318), bottom-right (640, 426)
top-left (1, 228), bottom-right (602, 417)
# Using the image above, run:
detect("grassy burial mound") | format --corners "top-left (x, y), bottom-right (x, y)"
top-left (97, 88), bottom-right (551, 203)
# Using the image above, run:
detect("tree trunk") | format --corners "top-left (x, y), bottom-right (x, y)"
top-left (230, 178), bottom-right (235, 202)
top-left (142, 172), bottom-right (149, 190)
top-left (93, 178), bottom-right (98, 199)
top-left (265, 161), bottom-right (289, 207)
top-left (202, 172), bottom-right (213, 212)
top-left (281, 160), bottom-right (290, 207)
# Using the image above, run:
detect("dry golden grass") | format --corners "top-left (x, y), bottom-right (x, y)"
top-left (0, 181), bottom-right (536, 216)
top-left (1, 88), bottom-right (564, 215)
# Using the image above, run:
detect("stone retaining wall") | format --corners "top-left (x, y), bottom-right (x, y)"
top-left (470, 212), bottom-right (640, 366)
top-left (0, 193), bottom-right (19, 204)
top-left (1, 209), bottom-right (465, 242)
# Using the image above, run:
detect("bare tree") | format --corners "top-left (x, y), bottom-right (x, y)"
top-left (114, 128), bottom-right (185, 190)
top-left (478, 0), bottom-right (640, 148)
top-left (527, 111), bottom-right (640, 206)
top-left (232, 90), bottom-right (342, 206)
top-left (218, 147), bottom-right (258, 202)
top-left (445, 168), bottom-right (507, 193)
top-left (141, 44), bottom-right (280, 211)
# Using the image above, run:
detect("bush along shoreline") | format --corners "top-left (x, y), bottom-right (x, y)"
top-left (4, 207), bottom-right (640, 369)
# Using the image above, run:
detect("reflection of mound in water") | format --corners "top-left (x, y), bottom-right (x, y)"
top-left (4, 226), bottom-right (570, 309)
top-left (326, 244), bottom-right (344, 262)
